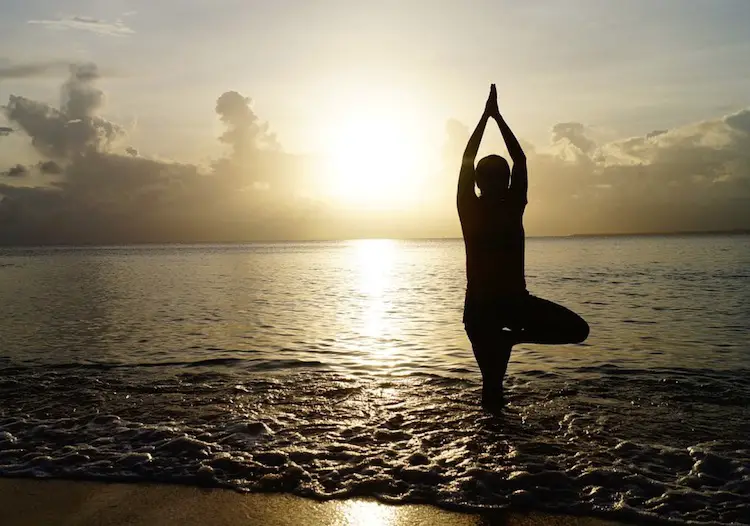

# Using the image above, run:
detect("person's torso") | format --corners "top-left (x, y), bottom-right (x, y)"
top-left (460, 196), bottom-right (526, 302)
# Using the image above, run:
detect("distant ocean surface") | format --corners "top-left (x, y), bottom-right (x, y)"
top-left (1, 236), bottom-right (748, 525)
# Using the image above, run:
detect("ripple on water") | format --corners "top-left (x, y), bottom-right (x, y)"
top-left (1, 238), bottom-right (750, 524)
top-left (1, 363), bottom-right (749, 525)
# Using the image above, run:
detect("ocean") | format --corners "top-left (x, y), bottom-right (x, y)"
top-left (0, 236), bottom-right (748, 525)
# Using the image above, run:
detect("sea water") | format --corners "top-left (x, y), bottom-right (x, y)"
top-left (0, 236), bottom-right (748, 525)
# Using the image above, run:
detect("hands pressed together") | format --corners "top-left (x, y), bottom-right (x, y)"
top-left (460, 82), bottom-right (525, 172)
top-left (484, 84), bottom-right (500, 119)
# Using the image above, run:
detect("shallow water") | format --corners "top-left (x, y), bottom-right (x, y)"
top-left (1, 237), bottom-right (749, 525)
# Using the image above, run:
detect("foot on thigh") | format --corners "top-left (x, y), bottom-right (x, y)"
top-left (500, 328), bottom-right (519, 346)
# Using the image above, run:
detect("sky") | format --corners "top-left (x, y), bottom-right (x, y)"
top-left (1, 0), bottom-right (749, 244)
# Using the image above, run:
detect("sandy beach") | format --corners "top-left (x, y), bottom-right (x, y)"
top-left (0, 479), bottom-right (628, 526)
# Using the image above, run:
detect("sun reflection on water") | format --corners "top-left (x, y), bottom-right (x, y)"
top-left (349, 239), bottom-right (398, 360)
top-left (351, 239), bottom-right (395, 297)
top-left (339, 500), bottom-right (398, 526)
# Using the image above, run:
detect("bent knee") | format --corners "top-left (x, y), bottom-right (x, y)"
top-left (571, 318), bottom-right (589, 343)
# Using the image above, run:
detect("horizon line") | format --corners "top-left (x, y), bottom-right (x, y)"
top-left (0, 228), bottom-right (748, 249)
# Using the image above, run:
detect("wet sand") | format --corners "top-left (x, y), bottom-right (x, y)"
top-left (0, 478), bottom-right (628, 526)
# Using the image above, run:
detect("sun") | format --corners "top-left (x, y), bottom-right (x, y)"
top-left (322, 100), bottom-right (428, 208)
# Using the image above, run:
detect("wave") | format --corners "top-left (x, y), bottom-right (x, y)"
top-left (1, 363), bottom-right (749, 524)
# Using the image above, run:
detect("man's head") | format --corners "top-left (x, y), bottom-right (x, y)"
top-left (475, 154), bottom-right (510, 197)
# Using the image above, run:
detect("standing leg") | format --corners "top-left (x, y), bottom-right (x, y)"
top-left (515, 295), bottom-right (589, 345)
top-left (466, 323), bottom-right (513, 411)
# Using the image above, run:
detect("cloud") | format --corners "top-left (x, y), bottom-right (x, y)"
top-left (215, 91), bottom-right (279, 159)
top-left (3, 164), bottom-right (28, 177)
top-left (0, 150), bottom-right (318, 244)
top-left (4, 63), bottom-right (124, 158)
top-left (0, 61), bottom-right (69, 81)
top-left (551, 122), bottom-right (599, 161)
top-left (440, 109), bottom-right (750, 236)
top-left (37, 160), bottom-right (63, 174)
top-left (530, 109), bottom-right (750, 234)
top-left (0, 65), bottom-right (320, 245)
top-left (646, 129), bottom-right (667, 139)
top-left (1, 63), bottom-right (749, 244)
top-left (63, 62), bottom-right (104, 118)
top-left (725, 109), bottom-right (750, 135)
top-left (27, 16), bottom-right (134, 37)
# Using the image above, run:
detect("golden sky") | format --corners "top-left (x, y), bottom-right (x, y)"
top-left (1, 1), bottom-right (749, 243)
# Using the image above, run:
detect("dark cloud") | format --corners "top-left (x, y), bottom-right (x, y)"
top-left (73, 16), bottom-right (105, 23)
top-left (37, 160), bottom-right (63, 174)
top-left (4, 164), bottom-right (28, 177)
top-left (527, 108), bottom-right (750, 234)
top-left (725, 109), bottom-right (750, 134)
top-left (4, 64), bottom-right (124, 158)
top-left (0, 148), bottom-right (320, 244)
top-left (440, 109), bottom-right (750, 236)
top-left (215, 91), bottom-right (279, 159)
top-left (1, 63), bottom-right (748, 244)
top-left (646, 129), bottom-right (667, 139)
top-left (27, 16), bottom-right (134, 37)
top-left (62, 63), bottom-right (103, 119)
top-left (0, 68), bottom-right (319, 245)
top-left (0, 61), bottom-right (68, 81)
top-left (5, 95), bottom-right (124, 158)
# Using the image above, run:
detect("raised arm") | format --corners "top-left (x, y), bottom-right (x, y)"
top-left (494, 114), bottom-right (525, 164)
top-left (457, 113), bottom-right (489, 203)
top-left (490, 97), bottom-right (527, 198)
top-left (457, 86), bottom-right (496, 206)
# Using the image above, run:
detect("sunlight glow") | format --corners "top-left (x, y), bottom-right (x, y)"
top-left (340, 500), bottom-right (398, 526)
top-left (322, 94), bottom-right (429, 209)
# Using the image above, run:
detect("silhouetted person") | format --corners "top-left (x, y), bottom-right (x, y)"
top-left (458, 84), bottom-right (589, 411)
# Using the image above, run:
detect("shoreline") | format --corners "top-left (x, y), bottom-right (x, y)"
top-left (0, 478), bottom-right (629, 526)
